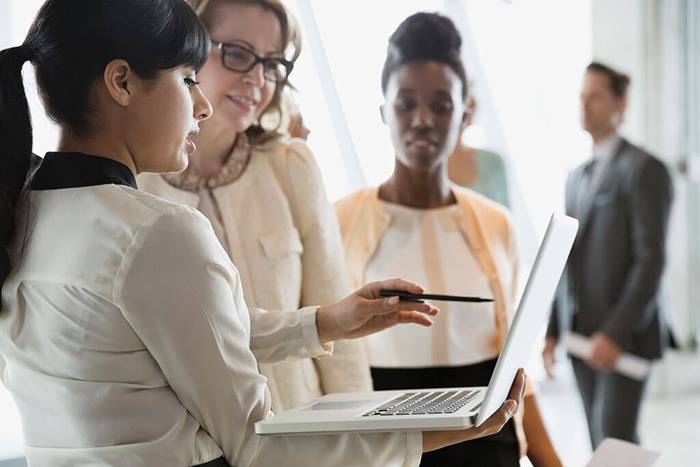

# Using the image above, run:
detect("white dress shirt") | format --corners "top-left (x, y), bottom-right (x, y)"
top-left (364, 202), bottom-right (498, 368)
top-left (590, 132), bottom-right (622, 189)
top-left (0, 153), bottom-right (421, 467)
top-left (576, 132), bottom-right (623, 216)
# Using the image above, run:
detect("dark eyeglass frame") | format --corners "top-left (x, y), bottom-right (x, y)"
top-left (210, 40), bottom-right (294, 83)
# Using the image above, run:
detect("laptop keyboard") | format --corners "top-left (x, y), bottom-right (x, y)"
top-left (361, 390), bottom-right (479, 417)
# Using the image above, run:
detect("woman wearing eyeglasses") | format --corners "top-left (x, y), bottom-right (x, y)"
top-left (139, 0), bottom-right (372, 412)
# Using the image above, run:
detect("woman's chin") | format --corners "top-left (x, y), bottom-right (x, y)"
top-left (218, 106), bottom-right (256, 133)
top-left (174, 154), bottom-right (190, 173)
top-left (404, 152), bottom-right (441, 171)
top-left (160, 153), bottom-right (189, 174)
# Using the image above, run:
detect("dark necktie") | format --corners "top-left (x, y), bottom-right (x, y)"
top-left (576, 159), bottom-right (598, 218)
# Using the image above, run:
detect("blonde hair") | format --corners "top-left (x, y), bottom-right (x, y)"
top-left (274, 88), bottom-right (300, 135)
top-left (187, 0), bottom-right (302, 142)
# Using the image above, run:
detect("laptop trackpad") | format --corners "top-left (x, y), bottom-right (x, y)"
top-left (305, 400), bottom-right (375, 411)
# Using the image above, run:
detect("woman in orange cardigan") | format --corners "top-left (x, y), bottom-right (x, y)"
top-left (336, 12), bottom-right (561, 467)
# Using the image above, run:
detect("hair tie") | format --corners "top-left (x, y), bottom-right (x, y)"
top-left (10, 45), bottom-right (33, 63)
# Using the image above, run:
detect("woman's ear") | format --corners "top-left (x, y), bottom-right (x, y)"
top-left (103, 59), bottom-right (134, 107)
top-left (462, 95), bottom-right (476, 129)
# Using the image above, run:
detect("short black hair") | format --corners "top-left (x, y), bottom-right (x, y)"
top-left (586, 61), bottom-right (630, 98)
top-left (381, 12), bottom-right (468, 99)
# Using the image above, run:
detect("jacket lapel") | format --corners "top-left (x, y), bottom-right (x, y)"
top-left (577, 139), bottom-right (628, 239)
top-left (565, 168), bottom-right (581, 218)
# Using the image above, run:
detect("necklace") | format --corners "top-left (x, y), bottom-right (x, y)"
top-left (163, 133), bottom-right (253, 192)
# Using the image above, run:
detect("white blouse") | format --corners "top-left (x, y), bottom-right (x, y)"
top-left (0, 153), bottom-right (421, 467)
top-left (364, 202), bottom-right (499, 368)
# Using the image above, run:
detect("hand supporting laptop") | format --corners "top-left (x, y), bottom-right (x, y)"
top-left (310, 277), bottom-right (526, 452)
top-left (422, 369), bottom-right (526, 452)
top-left (258, 213), bottom-right (575, 456)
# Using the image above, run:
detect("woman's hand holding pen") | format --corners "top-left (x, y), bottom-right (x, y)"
top-left (315, 278), bottom-right (438, 344)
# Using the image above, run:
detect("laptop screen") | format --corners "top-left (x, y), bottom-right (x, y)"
top-left (475, 213), bottom-right (578, 427)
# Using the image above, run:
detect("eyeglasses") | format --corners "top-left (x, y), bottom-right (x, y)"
top-left (210, 40), bottom-right (293, 83)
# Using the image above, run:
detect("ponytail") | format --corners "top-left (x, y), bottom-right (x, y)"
top-left (0, 44), bottom-right (34, 310)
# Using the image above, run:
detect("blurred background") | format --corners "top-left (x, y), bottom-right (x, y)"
top-left (1, 0), bottom-right (699, 465)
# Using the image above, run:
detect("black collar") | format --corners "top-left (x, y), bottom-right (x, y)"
top-left (30, 152), bottom-right (138, 190)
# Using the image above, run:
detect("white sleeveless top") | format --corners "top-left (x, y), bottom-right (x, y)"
top-left (365, 202), bottom-right (499, 368)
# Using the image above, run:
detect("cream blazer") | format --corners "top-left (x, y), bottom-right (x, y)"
top-left (139, 137), bottom-right (372, 411)
top-left (335, 186), bottom-right (530, 457)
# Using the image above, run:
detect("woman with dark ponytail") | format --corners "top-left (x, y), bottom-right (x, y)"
top-left (0, 2), bottom-right (524, 465)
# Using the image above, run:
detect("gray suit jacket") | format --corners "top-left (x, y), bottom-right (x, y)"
top-left (547, 139), bottom-right (674, 359)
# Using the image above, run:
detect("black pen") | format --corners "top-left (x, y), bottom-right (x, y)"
top-left (379, 289), bottom-right (494, 303)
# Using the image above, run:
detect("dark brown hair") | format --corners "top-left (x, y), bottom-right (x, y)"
top-left (586, 61), bottom-right (630, 98)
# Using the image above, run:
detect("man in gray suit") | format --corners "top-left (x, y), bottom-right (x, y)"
top-left (543, 62), bottom-right (673, 448)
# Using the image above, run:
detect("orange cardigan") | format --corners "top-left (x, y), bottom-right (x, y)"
top-left (335, 185), bottom-right (530, 457)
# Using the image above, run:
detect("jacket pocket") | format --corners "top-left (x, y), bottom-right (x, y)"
top-left (259, 227), bottom-right (304, 260)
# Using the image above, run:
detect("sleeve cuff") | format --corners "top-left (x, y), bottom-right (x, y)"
top-left (300, 306), bottom-right (334, 358)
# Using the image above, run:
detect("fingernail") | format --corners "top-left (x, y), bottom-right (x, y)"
top-left (505, 400), bottom-right (517, 415)
top-left (387, 296), bottom-right (399, 305)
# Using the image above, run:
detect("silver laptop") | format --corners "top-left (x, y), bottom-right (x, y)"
top-left (255, 213), bottom-right (578, 435)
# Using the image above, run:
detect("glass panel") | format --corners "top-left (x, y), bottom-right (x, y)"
top-left (309, 0), bottom-right (445, 190)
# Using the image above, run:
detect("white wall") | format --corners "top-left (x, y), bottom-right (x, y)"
top-left (0, 3), bottom-right (12, 46)
top-left (591, 0), bottom-right (650, 144)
